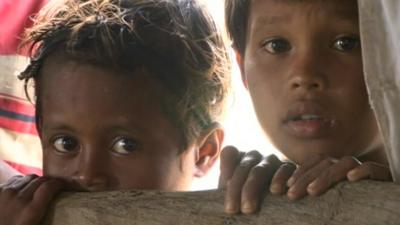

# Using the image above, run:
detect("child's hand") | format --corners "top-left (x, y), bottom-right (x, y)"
top-left (0, 160), bottom-right (21, 184)
top-left (286, 155), bottom-right (392, 200)
top-left (0, 174), bottom-right (65, 225)
top-left (219, 146), bottom-right (296, 214)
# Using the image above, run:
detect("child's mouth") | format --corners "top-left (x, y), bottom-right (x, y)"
top-left (284, 114), bottom-right (335, 138)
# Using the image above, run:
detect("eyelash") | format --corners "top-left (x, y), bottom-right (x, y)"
top-left (331, 36), bottom-right (360, 52)
top-left (51, 135), bottom-right (80, 154)
top-left (110, 136), bottom-right (139, 155)
top-left (260, 35), bottom-right (360, 54)
top-left (49, 135), bottom-right (139, 155)
top-left (261, 37), bottom-right (292, 54)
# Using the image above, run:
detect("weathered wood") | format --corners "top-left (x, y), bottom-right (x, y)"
top-left (43, 181), bottom-right (400, 225)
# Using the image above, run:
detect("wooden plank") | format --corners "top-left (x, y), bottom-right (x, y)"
top-left (43, 181), bottom-right (400, 225)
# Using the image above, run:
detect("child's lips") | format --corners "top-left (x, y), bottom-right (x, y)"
top-left (285, 115), bottom-right (334, 138)
top-left (283, 102), bottom-right (336, 138)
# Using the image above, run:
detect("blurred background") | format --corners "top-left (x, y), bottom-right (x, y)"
top-left (192, 0), bottom-right (279, 190)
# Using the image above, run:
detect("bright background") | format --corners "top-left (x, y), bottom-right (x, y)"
top-left (191, 0), bottom-right (279, 190)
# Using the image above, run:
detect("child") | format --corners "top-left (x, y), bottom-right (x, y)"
top-left (222, 0), bottom-right (392, 214)
top-left (0, 0), bottom-right (268, 223)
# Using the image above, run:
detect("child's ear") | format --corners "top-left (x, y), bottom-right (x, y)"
top-left (194, 124), bottom-right (224, 177)
top-left (235, 50), bottom-right (248, 89)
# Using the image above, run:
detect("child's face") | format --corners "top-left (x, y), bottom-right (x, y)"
top-left (240, 0), bottom-right (380, 163)
top-left (38, 56), bottom-right (199, 191)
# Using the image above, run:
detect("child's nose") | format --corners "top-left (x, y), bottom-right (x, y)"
top-left (76, 172), bottom-right (109, 191)
top-left (76, 149), bottom-right (111, 191)
top-left (289, 74), bottom-right (325, 91)
top-left (288, 52), bottom-right (326, 92)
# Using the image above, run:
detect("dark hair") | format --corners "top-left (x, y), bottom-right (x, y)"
top-left (225, 0), bottom-right (251, 54)
top-left (19, 0), bottom-right (231, 148)
top-left (225, 0), bottom-right (359, 54)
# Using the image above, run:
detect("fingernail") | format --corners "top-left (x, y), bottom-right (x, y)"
top-left (308, 181), bottom-right (316, 190)
top-left (307, 184), bottom-right (318, 196)
top-left (242, 201), bottom-right (255, 214)
top-left (287, 177), bottom-right (295, 187)
top-left (287, 188), bottom-right (296, 200)
top-left (347, 171), bottom-right (356, 181)
top-left (225, 201), bottom-right (238, 214)
top-left (270, 184), bottom-right (281, 194)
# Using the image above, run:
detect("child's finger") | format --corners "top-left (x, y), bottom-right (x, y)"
top-left (287, 154), bottom-right (325, 187)
top-left (19, 178), bottom-right (65, 225)
top-left (0, 175), bottom-right (24, 189)
top-left (240, 154), bottom-right (281, 214)
top-left (18, 176), bottom-right (50, 201)
top-left (218, 146), bottom-right (244, 188)
top-left (306, 156), bottom-right (360, 196)
top-left (347, 162), bottom-right (392, 182)
top-left (287, 158), bottom-right (336, 200)
top-left (224, 150), bottom-right (262, 214)
top-left (270, 162), bottom-right (296, 195)
top-left (32, 178), bottom-right (65, 205)
top-left (0, 175), bottom-right (38, 198)
top-left (3, 174), bottom-right (38, 191)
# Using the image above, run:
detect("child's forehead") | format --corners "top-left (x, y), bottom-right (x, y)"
top-left (252, 0), bottom-right (358, 12)
top-left (40, 54), bottom-right (155, 94)
top-left (249, 0), bottom-right (358, 24)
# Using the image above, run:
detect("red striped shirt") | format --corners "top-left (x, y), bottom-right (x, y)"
top-left (0, 0), bottom-right (47, 175)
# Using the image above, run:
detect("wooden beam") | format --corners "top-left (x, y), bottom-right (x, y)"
top-left (43, 181), bottom-right (400, 225)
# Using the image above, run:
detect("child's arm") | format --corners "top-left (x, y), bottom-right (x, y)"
top-left (0, 174), bottom-right (65, 225)
top-left (286, 155), bottom-right (392, 200)
top-left (219, 146), bottom-right (296, 214)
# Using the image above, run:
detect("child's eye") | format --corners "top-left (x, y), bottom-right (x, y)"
top-left (332, 36), bottom-right (360, 52)
top-left (262, 38), bottom-right (291, 54)
top-left (112, 137), bottom-right (138, 155)
top-left (53, 136), bottom-right (79, 153)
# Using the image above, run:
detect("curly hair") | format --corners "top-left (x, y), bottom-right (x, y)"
top-left (19, 0), bottom-right (231, 148)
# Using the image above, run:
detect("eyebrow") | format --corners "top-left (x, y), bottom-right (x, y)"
top-left (40, 123), bottom-right (78, 136)
top-left (41, 121), bottom-right (148, 138)
top-left (333, 9), bottom-right (359, 21)
top-left (251, 0), bottom-right (359, 26)
top-left (252, 9), bottom-right (358, 30)
top-left (254, 15), bottom-right (292, 26)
